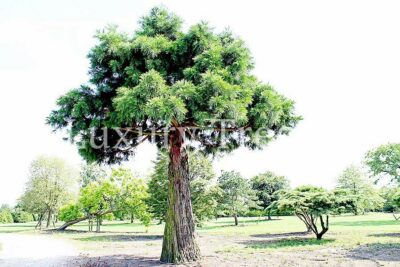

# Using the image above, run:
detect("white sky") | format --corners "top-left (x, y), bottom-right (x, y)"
top-left (1, 0), bottom-right (400, 205)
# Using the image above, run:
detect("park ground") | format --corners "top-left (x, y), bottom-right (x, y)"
top-left (0, 213), bottom-right (399, 266)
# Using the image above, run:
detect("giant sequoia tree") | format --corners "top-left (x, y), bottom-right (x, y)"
top-left (47, 7), bottom-right (300, 263)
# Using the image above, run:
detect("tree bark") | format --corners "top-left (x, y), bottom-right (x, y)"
top-left (160, 128), bottom-right (200, 263)
top-left (130, 213), bottom-right (134, 223)
top-left (234, 214), bottom-right (239, 226)
top-left (46, 209), bottom-right (52, 228)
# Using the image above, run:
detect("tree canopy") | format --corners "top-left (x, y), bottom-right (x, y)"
top-left (250, 171), bottom-right (290, 219)
top-left (271, 186), bottom-right (346, 239)
top-left (217, 170), bottom-right (259, 225)
top-left (365, 143), bottom-right (400, 184)
top-left (335, 165), bottom-right (383, 214)
top-left (47, 6), bottom-right (301, 164)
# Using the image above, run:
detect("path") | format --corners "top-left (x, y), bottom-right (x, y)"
top-left (0, 233), bottom-right (78, 267)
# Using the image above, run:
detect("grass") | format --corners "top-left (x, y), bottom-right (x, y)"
top-left (0, 213), bottom-right (398, 253)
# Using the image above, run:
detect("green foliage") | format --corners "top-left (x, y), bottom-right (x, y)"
top-left (0, 208), bottom-right (13, 224)
top-left (335, 165), bottom-right (384, 214)
top-left (47, 6), bottom-right (301, 164)
top-left (147, 151), bottom-right (221, 225)
top-left (80, 163), bottom-right (107, 187)
top-left (12, 210), bottom-right (34, 223)
top-left (250, 172), bottom-right (290, 217)
top-left (217, 171), bottom-right (259, 222)
top-left (19, 156), bottom-right (78, 221)
top-left (365, 143), bottom-right (400, 184)
top-left (59, 203), bottom-right (84, 222)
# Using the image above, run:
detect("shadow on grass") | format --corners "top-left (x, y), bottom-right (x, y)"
top-left (241, 237), bottom-right (334, 249)
top-left (331, 220), bottom-right (399, 227)
top-left (74, 255), bottom-right (164, 266)
top-left (75, 234), bottom-right (163, 242)
top-left (348, 243), bottom-right (400, 262)
top-left (368, 232), bottom-right (400, 238)
top-left (251, 231), bottom-right (311, 239)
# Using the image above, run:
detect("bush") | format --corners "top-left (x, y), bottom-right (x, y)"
top-left (12, 210), bottom-right (34, 223)
top-left (0, 209), bottom-right (14, 224)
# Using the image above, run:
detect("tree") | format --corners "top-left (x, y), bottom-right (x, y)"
top-left (217, 171), bottom-right (259, 225)
top-left (19, 156), bottom-right (77, 229)
top-left (11, 204), bottom-right (34, 223)
top-left (80, 163), bottom-right (108, 187)
top-left (147, 151), bottom-right (221, 226)
top-left (57, 167), bottom-right (150, 231)
top-left (0, 207), bottom-right (13, 224)
top-left (110, 168), bottom-right (150, 226)
top-left (250, 172), bottom-right (290, 219)
top-left (271, 186), bottom-right (340, 240)
top-left (335, 165), bottom-right (383, 214)
top-left (365, 143), bottom-right (400, 184)
top-left (47, 7), bottom-right (300, 263)
top-left (390, 189), bottom-right (400, 220)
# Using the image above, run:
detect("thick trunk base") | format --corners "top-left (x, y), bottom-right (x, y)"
top-left (160, 129), bottom-right (200, 263)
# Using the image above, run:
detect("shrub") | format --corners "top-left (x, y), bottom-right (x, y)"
top-left (0, 209), bottom-right (14, 224)
top-left (12, 210), bottom-right (34, 223)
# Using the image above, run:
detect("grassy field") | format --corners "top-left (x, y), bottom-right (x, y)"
top-left (0, 213), bottom-right (399, 266)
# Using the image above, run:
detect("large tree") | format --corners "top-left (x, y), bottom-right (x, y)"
top-left (250, 171), bottom-right (290, 219)
top-left (47, 7), bottom-right (300, 263)
top-left (365, 143), bottom-right (400, 184)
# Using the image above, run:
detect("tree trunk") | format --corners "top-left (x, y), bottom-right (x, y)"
top-left (46, 209), bottom-right (52, 228)
top-left (267, 211), bottom-right (272, 220)
top-left (130, 213), bottom-right (134, 223)
top-left (234, 214), bottom-right (239, 226)
top-left (160, 128), bottom-right (200, 263)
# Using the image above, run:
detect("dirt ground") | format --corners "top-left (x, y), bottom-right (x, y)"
top-left (1, 232), bottom-right (399, 267)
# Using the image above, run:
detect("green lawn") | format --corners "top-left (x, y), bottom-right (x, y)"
top-left (0, 213), bottom-right (399, 252)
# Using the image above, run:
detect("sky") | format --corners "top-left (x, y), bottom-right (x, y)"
top-left (1, 0), bottom-right (399, 205)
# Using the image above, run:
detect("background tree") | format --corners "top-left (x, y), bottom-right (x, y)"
top-left (272, 186), bottom-right (341, 240)
top-left (250, 171), bottom-right (290, 219)
top-left (80, 163), bottom-right (108, 187)
top-left (0, 206), bottom-right (13, 224)
top-left (335, 165), bottom-right (383, 215)
top-left (365, 143), bottom-right (400, 184)
top-left (47, 6), bottom-right (300, 263)
top-left (217, 170), bottom-right (259, 226)
top-left (58, 167), bottom-right (149, 231)
top-left (147, 151), bottom-right (221, 226)
top-left (11, 204), bottom-right (34, 223)
top-left (390, 189), bottom-right (400, 220)
top-left (110, 168), bottom-right (150, 225)
top-left (19, 156), bottom-right (77, 229)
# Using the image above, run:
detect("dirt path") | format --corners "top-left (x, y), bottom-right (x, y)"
top-left (0, 233), bottom-right (78, 267)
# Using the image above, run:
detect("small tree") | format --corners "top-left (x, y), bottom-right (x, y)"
top-left (217, 171), bottom-right (259, 225)
top-left (365, 143), bottom-right (400, 184)
top-left (250, 172), bottom-right (290, 219)
top-left (57, 167), bottom-right (149, 231)
top-left (335, 165), bottom-right (383, 214)
top-left (273, 186), bottom-right (340, 240)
